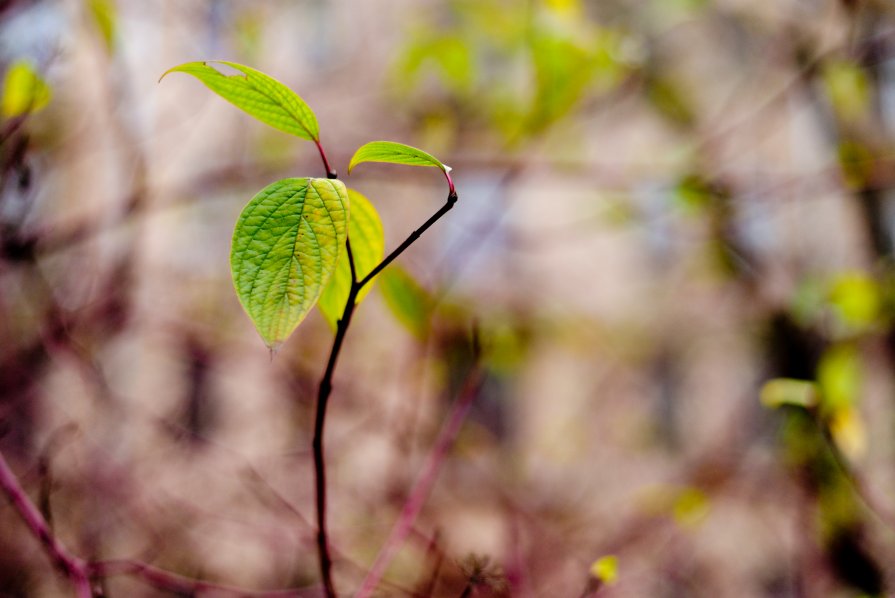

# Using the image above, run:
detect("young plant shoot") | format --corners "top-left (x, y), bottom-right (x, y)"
top-left (162, 60), bottom-right (457, 598)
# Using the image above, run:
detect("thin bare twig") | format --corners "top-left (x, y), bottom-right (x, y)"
top-left (0, 452), bottom-right (92, 597)
top-left (356, 365), bottom-right (483, 598)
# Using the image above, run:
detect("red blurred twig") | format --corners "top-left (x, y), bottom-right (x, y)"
top-left (0, 451), bottom-right (92, 597)
top-left (356, 366), bottom-right (483, 598)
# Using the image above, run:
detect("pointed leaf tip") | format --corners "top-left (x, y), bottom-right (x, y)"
top-left (161, 60), bottom-right (320, 141)
top-left (348, 141), bottom-right (449, 174)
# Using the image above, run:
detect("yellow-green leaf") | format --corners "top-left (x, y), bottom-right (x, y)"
top-left (231, 178), bottom-right (348, 348)
top-left (379, 266), bottom-right (434, 339)
top-left (348, 141), bottom-right (450, 174)
top-left (829, 405), bottom-right (867, 460)
top-left (88, 0), bottom-right (117, 52)
top-left (318, 189), bottom-right (385, 328)
top-left (817, 344), bottom-right (861, 411)
top-left (162, 61), bottom-right (319, 141)
top-left (589, 555), bottom-right (618, 585)
top-left (760, 378), bottom-right (820, 409)
top-left (2, 60), bottom-right (51, 118)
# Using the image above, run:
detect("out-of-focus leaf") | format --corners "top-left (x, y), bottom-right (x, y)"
top-left (829, 405), bottom-right (867, 461)
top-left (88, 0), bottom-right (117, 52)
top-left (672, 487), bottom-right (710, 527)
top-left (760, 378), bottom-right (820, 409)
top-left (589, 555), bottom-right (618, 585)
top-left (817, 344), bottom-right (861, 411)
top-left (231, 178), bottom-right (348, 348)
top-left (379, 266), bottom-right (434, 339)
top-left (2, 60), bottom-right (52, 118)
top-left (646, 75), bottom-right (694, 127)
top-left (823, 60), bottom-right (870, 122)
top-left (318, 189), bottom-right (385, 328)
top-left (529, 31), bottom-right (594, 130)
top-left (162, 61), bottom-right (320, 141)
top-left (483, 321), bottom-right (528, 374)
top-left (828, 272), bottom-right (881, 333)
top-left (837, 140), bottom-right (874, 190)
top-left (348, 141), bottom-right (451, 175)
top-left (673, 175), bottom-right (715, 214)
top-left (396, 34), bottom-right (475, 93)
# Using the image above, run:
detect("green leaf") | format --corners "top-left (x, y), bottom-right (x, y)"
top-left (2, 60), bottom-right (51, 118)
top-left (760, 378), bottom-right (820, 409)
top-left (231, 177), bottom-right (348, 348)
top-left (348, 141), bottom-right (450, 174)
top-left (817, 344), bottom-right (861, 411)
top-left (88, 0), bottom-right (117, 53)
top-left (318, 189), bottom-right (385, 328)
top-left (162, 61), bottom-right (319, 141)
top-left (379, 266), bottom-right (434, 339)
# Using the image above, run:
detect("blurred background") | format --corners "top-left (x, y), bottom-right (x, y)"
top-left (2, 0), bottom-right (895, 596)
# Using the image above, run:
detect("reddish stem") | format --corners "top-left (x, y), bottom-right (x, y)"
top-left (0, 452), bottom-right (92, 598)
top-left (355, 368), bottom-right (482, 598)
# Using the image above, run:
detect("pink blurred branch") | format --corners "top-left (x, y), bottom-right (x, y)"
top-left (0, 450), bottom-right (325, 597)
top-left (356, 368), bottom-right (483, 598)
top-left (0, 451), bottom-right (92, 597)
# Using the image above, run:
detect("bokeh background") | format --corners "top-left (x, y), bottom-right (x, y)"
top-left (2, 0), bottom-right (895, 596)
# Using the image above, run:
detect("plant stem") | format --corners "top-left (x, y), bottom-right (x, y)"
top-left (0, 451), bottom-right (93, 598)
top-left (359, 191), bottom-right (458, 288)
top-left (312, 190), bottom-right (458, 597)
top-left (315, 140), bottom-right (338, 180)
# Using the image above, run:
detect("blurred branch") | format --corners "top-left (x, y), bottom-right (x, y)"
top-left (0, 451), bottom-right (92, 597)
top-left (356, 360), bottom-right (483, 598)
top-left (88, 559), bottom-right (321, 597)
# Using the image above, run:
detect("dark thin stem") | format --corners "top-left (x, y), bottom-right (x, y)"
top-left (313, 285), bottom-right (357, 598)
top-left (312, 188), bottom-right (459, 597)
top-left (359, 191), bottom-right (458, 288)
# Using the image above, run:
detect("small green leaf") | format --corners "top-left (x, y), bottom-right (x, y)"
top-left (348, 141), bottom-right (450, 174)
top-left (318, 189), bottom-right (385, 328)
top-left (760, 378), bottom-right (819, 409)
top-left (162, 61), bottom-right (319, 141)
top-left (379, 266), bottom-right (434, 339)
top-left (231, 177), bottom-right (348, 348)
top-left (2, 60), bottom-right (52, 118)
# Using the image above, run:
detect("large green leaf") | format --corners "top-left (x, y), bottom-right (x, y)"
top-left (318, 189), bottom-right (385, 328)
top-left (231, 178), bottom-right (348, 348)
top-left (162, 61), bottom-right (319, 141)
top-left (348, 141), bottom-right (451, 174)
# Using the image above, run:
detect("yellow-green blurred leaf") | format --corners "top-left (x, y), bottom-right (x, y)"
top-left (829, 405), bottom-right (867, 461)
top-left (379, 266), bottom-right (434, 339)
top-left (817, 344), bottom-right (861, 411)
top-left (589, 555), bottom-right (618, 585)
top-left (837, 140), bottom-right (874, 190)
top-left (823, 61), bottom-right (870, 122)
top-left (2, 60), bottom-right (52, 118)
top-left (88, 0), bottom-right (117, 52)
top-left (760, 378), bottom-right (820, 409)
top-left (318, 189), bottom-right (385, 329)
top-left (828, 272), bottom-right (881, 333)
top-left (672, 487), bottom-right (711, 527)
